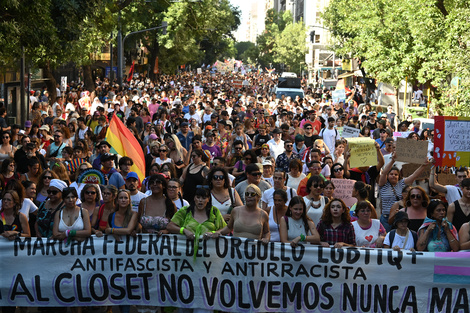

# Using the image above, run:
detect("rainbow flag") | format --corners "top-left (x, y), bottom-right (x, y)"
top-left (106, 113), bottom-right (146, 182)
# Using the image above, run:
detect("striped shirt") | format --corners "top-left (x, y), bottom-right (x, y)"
top-left (379, 179), bottom-right (405, 215)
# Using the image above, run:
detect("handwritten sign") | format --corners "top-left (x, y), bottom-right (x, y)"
top-left (393, 131), bottom-right (411, 138)
top-left (437, 173), bottom-right (457, 186)
top-left (331, 178), bottom-right (356, 208)
top-left (434, 116), bottom-right (470, 167)
top-left (401, 163), bottom-right (431, 181)
top-left (395, 137), bottom-right (428, 164)
top-left (444, 120), bottom-right (470, 152)
top-left (342, 126), bottom-right (360, 138)
top-left (347, 137), bottom-right (377, 168)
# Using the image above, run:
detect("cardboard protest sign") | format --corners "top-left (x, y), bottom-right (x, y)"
top-left (437, 173), bottom-right (457, 186)
top-left (331, 178), bottom-right (356, 208)
top-left (401, 163), bottom-right (431, 180)
top-left (342, 126), bottom-right (360, 138)
top-left (347, 137), bottom-right (377, 168)
top-left (434, 116), bottom-right (470, 167)
top-left (395, 137), bottom-right (428, 164)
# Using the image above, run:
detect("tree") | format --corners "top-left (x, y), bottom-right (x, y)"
top-left (272, 20), bottom-right (307, 74)
top-left (235, 42), bottom-right (256, 61)
top-left (322, 0), bottom-right (470, 116)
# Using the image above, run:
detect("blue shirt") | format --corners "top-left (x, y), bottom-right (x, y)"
top-left (176, 131), bottom-right (194, 151)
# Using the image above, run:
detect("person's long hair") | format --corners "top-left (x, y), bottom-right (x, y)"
top-left (1, 190), bottom-right (21, 215)
top-left (321, 198), bottom-right (350, 225)
top-left (148, 174), bottom-right (177, 219)
top-left (37, 170), bottom-right (59, 192)
top-left (207, 167), bottom-right (230, 190)
top-left (115, 189), bottom-right (134, 227)
top-left (164, 134), bottom-right (184, 161)
top-left (285, 196), bottom-right (311, 233)
top-left (187, 188), bottom-right (213, 219)
top-left (404, 186), bottom-right (430, 208)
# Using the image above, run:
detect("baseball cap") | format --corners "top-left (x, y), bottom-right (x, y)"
top-left (126, 172), bottom-right (139, 181)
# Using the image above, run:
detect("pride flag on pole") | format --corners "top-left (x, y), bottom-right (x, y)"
top-left (106, 114), bottom-right (146, 182)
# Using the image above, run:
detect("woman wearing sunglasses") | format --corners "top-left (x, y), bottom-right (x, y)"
top-left (388, 186), bottom-right (429, 232)
top-left (79, 184), bottom-right (101, 222)
top-left (36, 179), bottom-right (67, 238)
top-left (208, 167), bottom-right (242, 223)
top-left (36, 170), bottom-right (59, 203)
top-left (303, 175), bottom-right (329, 227)
top-left (214, 184), bottom-right (270, 243)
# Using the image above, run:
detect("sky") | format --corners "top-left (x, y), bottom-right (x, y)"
top-left (230, 0), bottom-right (250, 42)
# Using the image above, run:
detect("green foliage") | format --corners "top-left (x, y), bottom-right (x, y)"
top-left (323, 0), bottom-right (470, 116)
top-left (272, 20), bottom-right (307, 73)
top-left (235, 41), bottom-right (255, 60)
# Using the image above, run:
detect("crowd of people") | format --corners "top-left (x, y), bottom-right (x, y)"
top-left (1, 71), bottom-right (470, 313)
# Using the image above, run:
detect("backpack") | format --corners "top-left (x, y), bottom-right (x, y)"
top-left (388, 229), bottom-right (418, 249)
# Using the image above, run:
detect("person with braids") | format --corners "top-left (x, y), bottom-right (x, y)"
top-left (138, 174), bottom-right (177, 235)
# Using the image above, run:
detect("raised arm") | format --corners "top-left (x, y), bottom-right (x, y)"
top-left (403, 159), bottom-right (431, 186)
top-left (379, 152), bottom-right (396, 187)
top-left (429, 165), bottom-right (448, 194)
top-left (375, 141), bottom-right (385, 172)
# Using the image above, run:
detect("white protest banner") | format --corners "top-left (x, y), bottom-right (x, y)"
top-left (342, 126), bottom-right (360, 138)
top-left (197, 68), bottom-right (202, 74)
top-left (331, 178), bottom-right (356, 207)
top-left (1, 235), bottom-right (469, 312)
top-left (395, 137), bottom-right (428, 164)
top-left (347, 137), bottom-right (377, 168)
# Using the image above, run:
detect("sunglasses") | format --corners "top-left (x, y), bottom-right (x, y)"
top-left (410, 194), bottom-right (422, 199)
top-left (245, 157), bottom-right (252, 161)
top-left (43, 176), bottom-right (53, 180)
top-left (159, 150), bottom-right (167, 152)
top-left (305, 127), bottom-right (312, 130)
top-left (250, 172), bottom-right (262, 177)
top-left (245, 192), bottom-right (258, 197)
top-left (286, 144), bottom-right (293, 147)
top-left (85, 191), bottom-right (96, 195)
top-left (149, 180), bottom-right (163, 186)
top-left (167, 186), bottom-right (178, 189)
top-left (3, 136), bottom-right (9, 139)
top-left (235, 147), bottom-right (243, 150)
top-left (313, 184), bottom-right (325, 189)
top-left (53, 135), bottom-right (61, 138)
top-left (212, 175), bottom-right (224, 181)
top-left (47, 190), bottom-right (59, 195)
top-left (333, 168), bottom-right (343, 172)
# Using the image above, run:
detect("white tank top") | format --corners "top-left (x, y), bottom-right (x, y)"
top-left (58, 209), bottom-right (85, 232)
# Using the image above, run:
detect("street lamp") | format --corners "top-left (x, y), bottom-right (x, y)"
top-left (117, 21), bottom-right (168, 86)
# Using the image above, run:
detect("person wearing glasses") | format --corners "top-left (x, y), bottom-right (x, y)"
top-left (46, 130), bottom-right (66, 167)
top-left (152, 144), bottom-right (173, 166)
top-left (352, 201), bottom-right (386, 248)
top-left (36, 170), bottom-right (59, 203)
top-left (235, 163), bottom-right (271, 205)
top-left (331, 163), bottom-right (346, 179)
top-left (208, 167), bottom-right (243, 223)
top-left (0, 131), bottom-right (16, 163)
top-left (387, 186), bottom-right (429, 232)
top-left (275, 140), bottom-right (300, 173)
top-left (167, 179), bottom-right (189, 210)
top-left (138, 174), bottom-right (177, 235)
top-left (302, 175), bottom-right (329, 226)
top-left (79, 184), bottom-right (101, 222)
top-left (214, 184), bottom-right (270, 243)
top-left (232, 149), bottom-right (257, 185)
top-left (36, 179), bottom-right (67, 238)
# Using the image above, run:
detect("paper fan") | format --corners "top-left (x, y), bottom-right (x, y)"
top-left (77, 169), bottom-right (106, 185)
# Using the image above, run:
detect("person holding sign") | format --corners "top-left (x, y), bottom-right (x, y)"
top-left (316, 198), bottom-right (356, 248)
top-left (378, 152), bottom-right (429, 232)
top-left (429, 165), bottom-right (469, 204)
top-left (279, 196), bottom-right (321, 247)
top-left (417, 200), bottom-right (459, 252)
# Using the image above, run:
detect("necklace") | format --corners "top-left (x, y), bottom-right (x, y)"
top-left (290, 218), bottom-right (304, 229)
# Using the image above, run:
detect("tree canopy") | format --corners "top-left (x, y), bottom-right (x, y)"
top-left (322, 0), bottom-right (470, 116)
